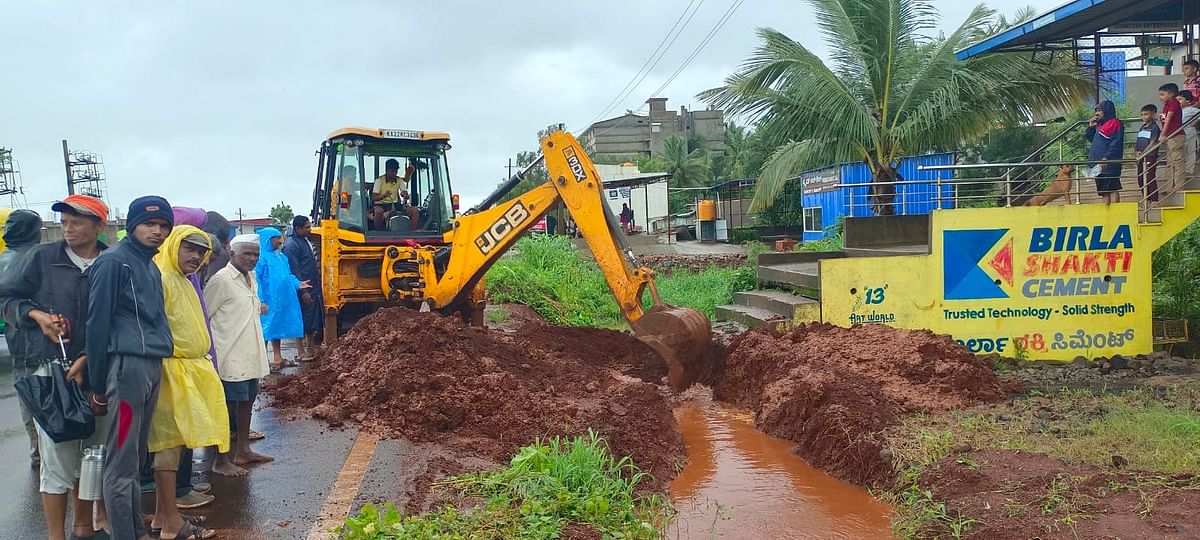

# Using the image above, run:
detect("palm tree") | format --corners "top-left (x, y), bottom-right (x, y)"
top-left (723, 123), bottom-right (750, 178)
top-left (662, 135), bottom-right (709, 188)
top-left (700, 0), bottom-right (1092, 214)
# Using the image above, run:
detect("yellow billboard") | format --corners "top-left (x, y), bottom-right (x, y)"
top-left (820, 203), bottom-right (1150, 359)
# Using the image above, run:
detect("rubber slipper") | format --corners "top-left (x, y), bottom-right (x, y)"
top-left (192, 482), bottom-right (211, 494)
top-left (161, 521), bottom-right (217, 540)
top-left (151, 514), bottom-right (206, 535)
top-left (248, 431), bottom-right (266, 441)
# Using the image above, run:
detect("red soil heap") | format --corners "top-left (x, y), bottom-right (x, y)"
top-left (270, 308), bottom-right (682, 487)
top-left (715, 323), bottom-right (1006, 487)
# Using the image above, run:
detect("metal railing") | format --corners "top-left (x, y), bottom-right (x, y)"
top-left (841, 116), bottom-right (1198, 222)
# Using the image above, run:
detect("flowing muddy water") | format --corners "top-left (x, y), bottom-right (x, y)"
top-left (668, 402), bottom-right (894, 539)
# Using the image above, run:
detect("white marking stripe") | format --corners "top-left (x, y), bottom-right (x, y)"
top-left (305, 432), bottom-right (380, 540)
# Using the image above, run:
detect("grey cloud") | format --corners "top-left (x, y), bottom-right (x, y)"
top-left (2, 0), bottom-right (1044, 218)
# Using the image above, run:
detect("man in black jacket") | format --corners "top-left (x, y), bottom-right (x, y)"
top-left (282, 215), bottom-right (322, 359)
top-left (0, 195), bottom-right (110, 540)
top-left (0, 208), bottom-right (44, 468)
top-left (86, 196), bottom-right (175, 540)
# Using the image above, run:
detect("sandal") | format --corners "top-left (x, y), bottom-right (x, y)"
top-left (161, 521), bottom-right (217, 540)
top-left (150, 515), bottom-right (206, 536)
top-left (248, 431), bottom-right (266, 441)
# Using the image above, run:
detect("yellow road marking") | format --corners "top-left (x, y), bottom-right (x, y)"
top-left (306, 432), bottom-right (380, 540)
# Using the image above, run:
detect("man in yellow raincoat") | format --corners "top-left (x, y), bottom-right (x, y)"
top-left (148, 225), bottom-right (229, 540)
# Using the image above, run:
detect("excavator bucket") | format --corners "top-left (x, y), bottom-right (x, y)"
top-left (631, 306), bottom-right (713, 391)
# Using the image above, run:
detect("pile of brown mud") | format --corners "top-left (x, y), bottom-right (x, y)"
top-left (715, 323), bottom-right (1007, 488)
top-left (269, 308), bottom-right (682, 505)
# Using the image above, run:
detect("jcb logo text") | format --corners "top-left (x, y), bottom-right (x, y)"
top-left (475, 203), bottom-right (531, 255)
top-left (563, 147), bottom-right (587, 182)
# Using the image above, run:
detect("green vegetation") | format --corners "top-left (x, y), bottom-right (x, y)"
top-left (701, 0), bottom-right (1091, 214)
top-left (340, 432), bottom-right (670, 540)
top-left (485, 305), bottom-right (510, 326)
top-left (487, 235), bottom-right (755, 328)
top-left (269, 202), bottom-right (295, 225)
top-left (796, 218), bottom-right (844, 252)
top-left (1153, 220), bottom-right (1200, 325)
top-left (892, 485), bottom-right (978, 539)
top-left (486, 235), bottom-right (624, 328)
top-left (662, 135), bottom-right (709, 188)
top-left (885, 382), bottom-right (1200, 538)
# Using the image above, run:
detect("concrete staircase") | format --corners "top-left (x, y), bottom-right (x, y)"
top-left (1141, 187), bottom-right (1200, 250)
top-left (714, 289), bottom-right (820, 330)
top-left (716, 215), bottom-right (931, 329)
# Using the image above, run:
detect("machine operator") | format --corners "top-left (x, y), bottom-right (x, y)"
top-left (370, 158), bottom-right (422, 231)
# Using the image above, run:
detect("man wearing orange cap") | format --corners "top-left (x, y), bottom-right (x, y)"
top-left (0, 194), bottom-right (111, 539)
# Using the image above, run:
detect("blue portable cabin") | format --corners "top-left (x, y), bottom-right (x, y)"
top-left (801, 152), bottom-right (957, 241)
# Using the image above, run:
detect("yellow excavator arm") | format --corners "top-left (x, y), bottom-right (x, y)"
top-left (419, 130), bottom-right (711, 389)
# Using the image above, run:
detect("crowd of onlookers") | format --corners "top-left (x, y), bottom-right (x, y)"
top-left (0, 195), bottom-right (323, 540)
top-left (1085, 59), bottom-right (1200, 205)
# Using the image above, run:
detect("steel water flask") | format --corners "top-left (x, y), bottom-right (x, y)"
top-left (79, 445), bottom-right (104, 501)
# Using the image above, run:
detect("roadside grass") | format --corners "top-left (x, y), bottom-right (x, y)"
top-left (340, 431), bottom-right (671, 540)
top-left (487, 235), bottom-right (755, 328)
top-left (884, 381), bottom-right (1200, 539)
top-left (487, 235), bottom-right (625, 328)
top-left (485, 304), bottom-right (510, 326)
top-left (891, 383), bottom-right (1200, 477)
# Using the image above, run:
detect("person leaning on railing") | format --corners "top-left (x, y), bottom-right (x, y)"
top-left (1159, 83), bottom-right (1188, 192)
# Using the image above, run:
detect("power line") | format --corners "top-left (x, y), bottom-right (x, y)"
top-left (577, 0), bottom-right (707, 132)
top-left (583, 0), bottom-right (745, 142)
top-left (582, 0), bottom-right (702, 130)
top-left (647, 0), bottom-right (745, 99)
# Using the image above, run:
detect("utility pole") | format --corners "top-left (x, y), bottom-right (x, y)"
top-left (507, 158), bottom-right (513, 180)
top-left (62, 140), bottom-right (74, 195)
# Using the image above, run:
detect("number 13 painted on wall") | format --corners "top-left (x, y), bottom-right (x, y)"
top-left (864, 286), bottom-right (887, 305)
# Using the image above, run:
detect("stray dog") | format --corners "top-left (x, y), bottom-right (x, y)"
top-left (1024, 165), bottom-right (1073, 206)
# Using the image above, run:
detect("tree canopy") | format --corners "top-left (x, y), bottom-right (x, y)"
top-left (270, 201), bottom-right (295, 225)
top-left (701, 0), bottom-right (1092, 213)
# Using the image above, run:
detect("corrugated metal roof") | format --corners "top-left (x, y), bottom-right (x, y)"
top-left (955, 0), bottom-right (1186, 61)
top-left (600, 172), bottom-right (671, 188)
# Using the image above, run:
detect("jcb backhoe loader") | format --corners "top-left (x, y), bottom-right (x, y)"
top-left (309, 127), bottom-right (710, 389)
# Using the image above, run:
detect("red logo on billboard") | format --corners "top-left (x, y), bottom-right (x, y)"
top-left (989, 238), bottom-right (1013, 286)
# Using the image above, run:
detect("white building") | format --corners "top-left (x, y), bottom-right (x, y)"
top-left (594, 164), bottom-right (671, 233)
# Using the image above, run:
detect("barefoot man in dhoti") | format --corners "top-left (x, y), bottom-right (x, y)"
top-left (204, 234), bottom-right (275, 475)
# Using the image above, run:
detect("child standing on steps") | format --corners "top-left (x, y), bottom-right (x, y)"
top-left (1136, 104), bottom-right (1162, 203)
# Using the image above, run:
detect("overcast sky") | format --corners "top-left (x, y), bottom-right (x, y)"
top-left (2, 0), bottom-right (1050, 221)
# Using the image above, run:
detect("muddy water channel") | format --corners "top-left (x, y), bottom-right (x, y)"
top-left (668, 402), bottom-right (894, 539)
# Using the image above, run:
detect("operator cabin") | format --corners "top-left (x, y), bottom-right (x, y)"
top-left (324, 127), bottom-right (457, 236)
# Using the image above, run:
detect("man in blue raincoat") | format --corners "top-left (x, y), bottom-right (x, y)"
top-left (254, 228), bottom-right (310, 370)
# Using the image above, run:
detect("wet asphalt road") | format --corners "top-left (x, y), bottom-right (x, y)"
top-left (0, 342), bottom-right (390, 540)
